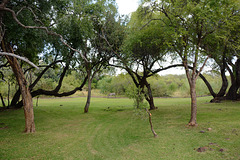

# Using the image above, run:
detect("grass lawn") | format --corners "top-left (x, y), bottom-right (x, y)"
top-left (0, 97), bottom-right (239, 159)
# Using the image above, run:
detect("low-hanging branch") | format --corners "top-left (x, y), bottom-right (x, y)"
top-left (14, 75), bottom-right (88, 108)
top-left (0, 52), bottom-right (39, 69)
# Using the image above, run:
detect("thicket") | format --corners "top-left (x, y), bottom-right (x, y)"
top-left (0, 69), bottom-right (83, 99)
top-left (97, 73), bottom-right (224, 98)
top-left (0, 70), bottom-right (224, 100)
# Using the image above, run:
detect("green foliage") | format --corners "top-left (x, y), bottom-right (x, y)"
top-left (97, 73), bottom-right (132, 95)
top-left (3, 0), bottom-right (66, 62)
top-left (125, 85), bottom-right (147, 109)
top-left (0, 69), bottom-right (17, 98)
top-left (97, 76), bottom-right (113, 94)
top-left (97, 73), bottom-right (224, 98)
top-left (34, 78), bottom-right (57, 91)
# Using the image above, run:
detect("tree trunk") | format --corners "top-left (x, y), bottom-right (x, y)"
top-left (84, 73), bottom-right (92, 113)
top-left (216, 65), bottom-right (229, 97)
top-left (7, 81), bottom-right (10, 108)
top-left (2, 39), bottom-right (35, 132)
top-left (10, 89), bottom-right (21, 107)
top-left (0, 93), bottom-right (6, 107)
top-left (145, 82), bottom-right (156, 110)
top-left (183, 59), bottom-right (198, 126)
top-left (226, 59), bottom-right (240, 100)
top-left (6, 55), bottom-right (35, 133)
top-left (210, 65), bottom-right (228, 102)
top-left (226, 84), bottom-right (238, 100)
top-left (188, 81), bottom-right (198, 126)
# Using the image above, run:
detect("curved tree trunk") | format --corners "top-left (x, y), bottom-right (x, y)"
top-left (10, 60), bottom-right (64, 108)
top-left (2, 40), bottom-right (35, 133)
top-left (15, 76), bottom-right (88, 108)
top-left (6, 55), bottom-right (35, 133)
top-left (10, 89), bottom-right (21, 107)
top-left (144, 81), bottom-right (156, 110)
top-left (209, 65), bottom-right (229, 102)
top-left (11, 58), bottom-right (89, 108)
top-left (84, 72), bottom-right (92, 113)
top-left (216, 66), bottom-right (229, 97)
top-left (226, 59), bottom-right (240, 100)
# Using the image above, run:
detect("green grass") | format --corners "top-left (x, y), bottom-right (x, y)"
top-left (0, 97), bottom-right (239, 160)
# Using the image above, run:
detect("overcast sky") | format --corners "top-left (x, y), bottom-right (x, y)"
top-left (116, 0), bottom-right (140, 15)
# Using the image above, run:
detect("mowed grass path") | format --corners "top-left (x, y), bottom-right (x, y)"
top-left (0, 97), bottom-right (239, 159)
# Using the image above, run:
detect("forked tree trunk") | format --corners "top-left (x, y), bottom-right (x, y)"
top-left (6, 55), bottom-right (35, 133)
top-left (84, 73), bottom-right (92, 113)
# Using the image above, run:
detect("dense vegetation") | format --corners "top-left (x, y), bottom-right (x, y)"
top-left (0, 70), bottom-right (225, 100)
top-left (97, 73), bottom-right (225, 98)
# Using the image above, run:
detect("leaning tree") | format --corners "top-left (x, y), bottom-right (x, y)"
top-left (0, 0), bottom-right (53, 132)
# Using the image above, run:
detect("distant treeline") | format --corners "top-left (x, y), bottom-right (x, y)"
top-left (97, 73), bottom-right (224, 98)
top-left (0, 68), bottom-right (225, 99)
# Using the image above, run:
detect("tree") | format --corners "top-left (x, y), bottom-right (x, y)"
top-left (112, 6), bottom-right (181, 110)
top-left (143, 0), bottom-right (240, 125)
top-left (193, 4), bottom-right (240, 102)
top-left (0, 0), bottom-right (46, 133)
top-left (122, 19), bottom-right (166, 109)
top-left (52, 0), bottom-right (124, 113)
top-left (0, 0), bottom-right (88, 132)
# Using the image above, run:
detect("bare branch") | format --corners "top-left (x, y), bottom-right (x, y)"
top-left (17, 6), bottom-right (44, 26)
top-left (149, 64), bottom-right (183, 76)
top-left (16, 6), bottom-right (26, 16)
top-left (195, 55), bottom-right (210, 78)
top-left (0, 52), bottom-right (39, 69)
top-left (0, 7), bottom-right (88, 62)
top-left (145, 108), bottom-right (158, 137)
top-left (140, 18), bottom-right (162, 30)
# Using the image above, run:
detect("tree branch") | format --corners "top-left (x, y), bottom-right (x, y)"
top-left (196, 55), bottom-right (210, 78)
top-left (31, 75), bottom-right (88, 98)
top-left (0, 6), bottom-right (88, 62)
top-left (149, 64), bottom-right (183, 76)
top-left (145, 108), bottom-right (158, 137)
top-left (0, 52), bottom-right (39, 69)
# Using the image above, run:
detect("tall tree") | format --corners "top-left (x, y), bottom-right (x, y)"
top-left (120, 9), bottom-right (169, 110)
top-left (0, 0), bottom-right (86, 132)
top-left (53, 0), bottom-right (124, 113)
top-left (0, 0), bottom-right (45, 133)
top-left (194, 4), bottom-right (240, 102)
top-left (143, 0), bottom-right (240, 126)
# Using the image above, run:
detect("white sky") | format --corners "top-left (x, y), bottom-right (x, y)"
top-left (116, 0), bottom-right (140, 15)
